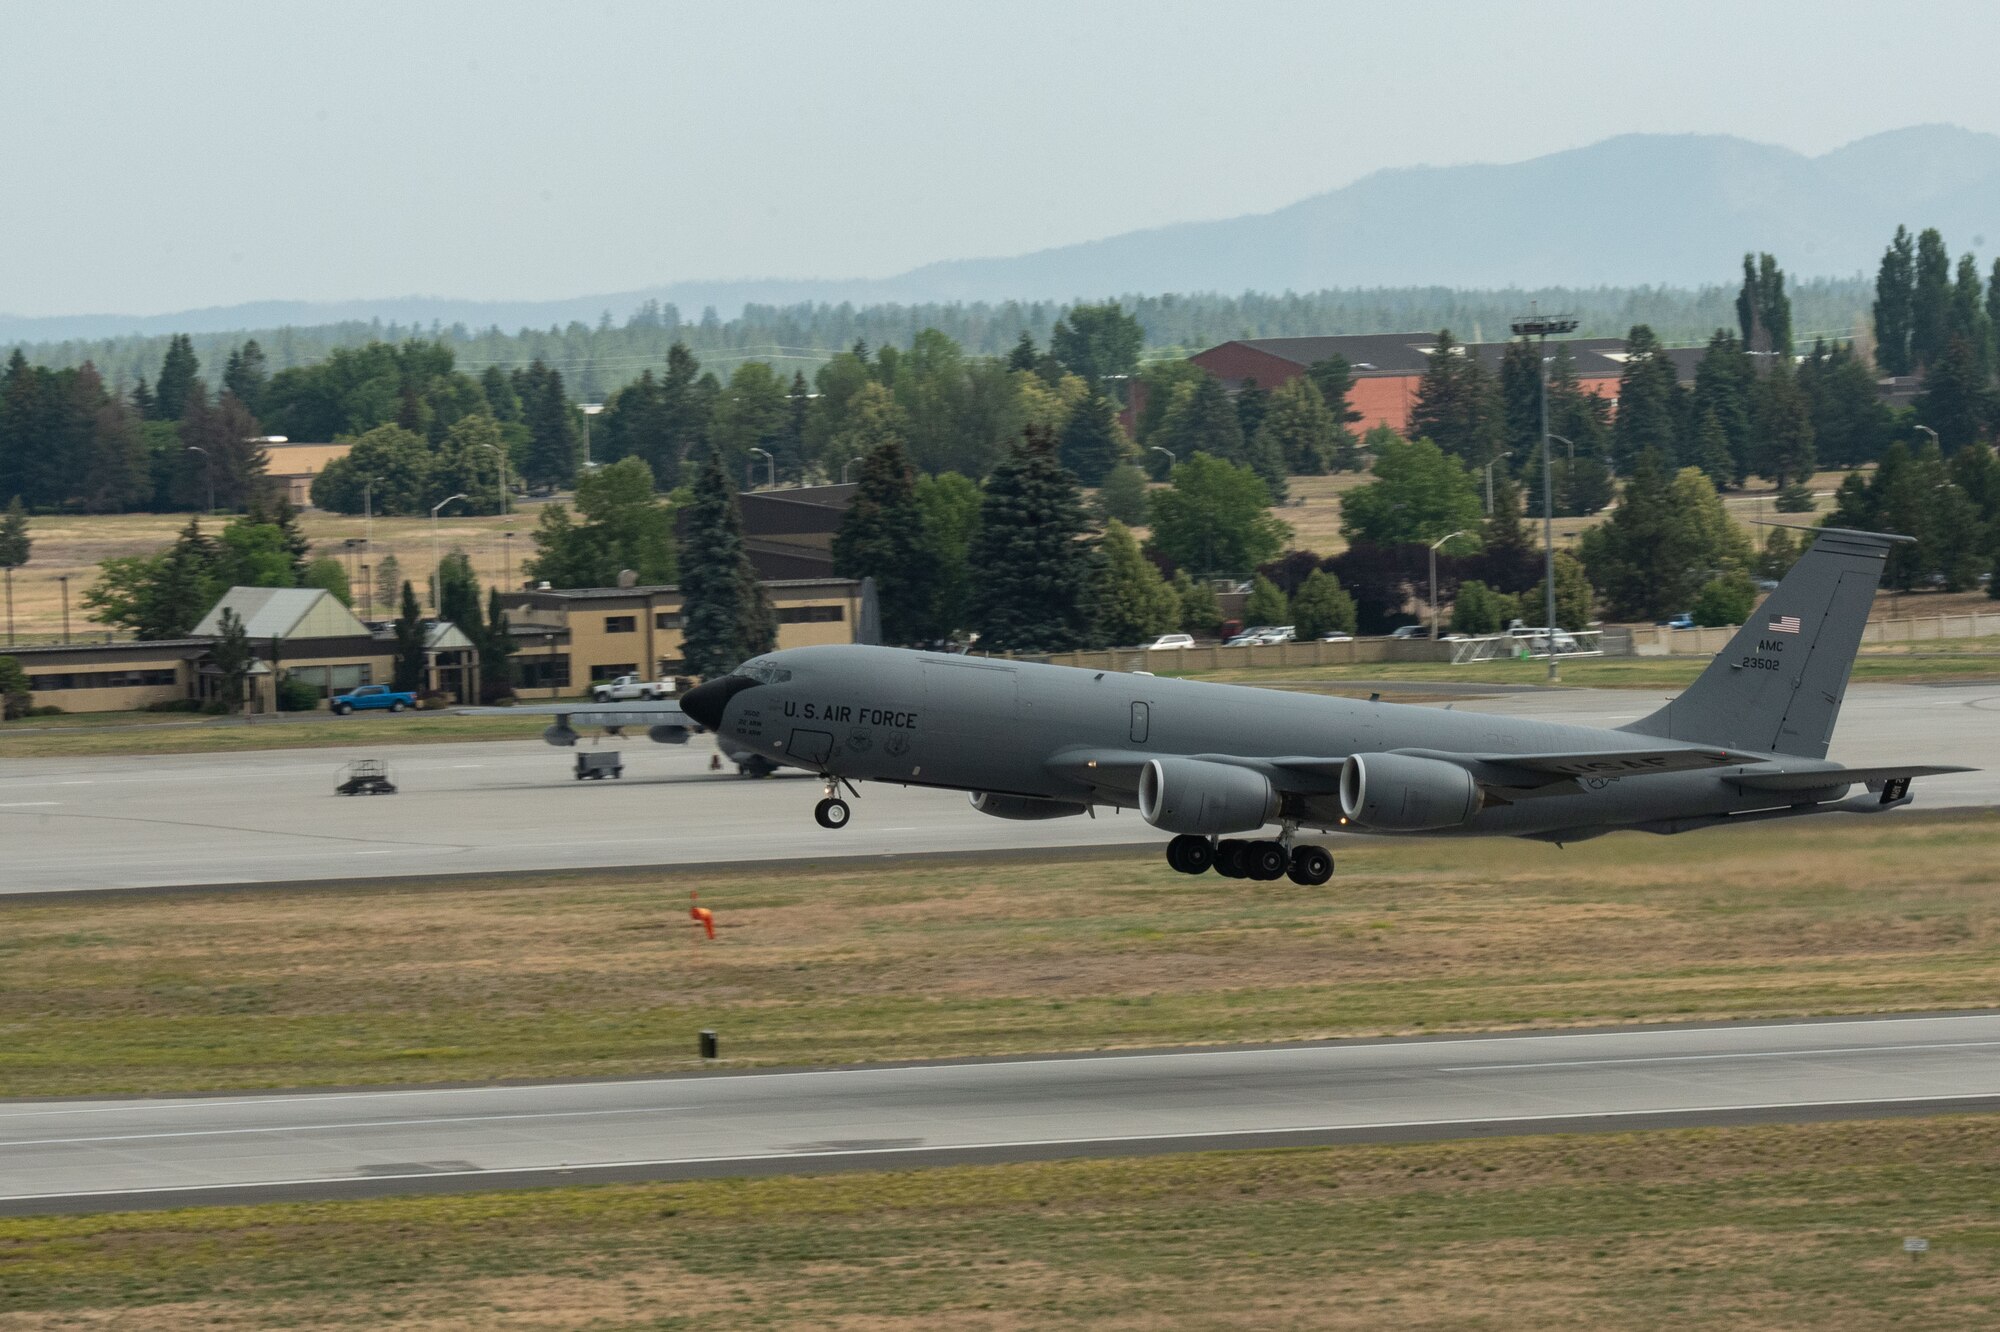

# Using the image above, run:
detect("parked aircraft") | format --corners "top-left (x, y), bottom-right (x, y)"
top-left (680, 528), bottom-right (1969, 885)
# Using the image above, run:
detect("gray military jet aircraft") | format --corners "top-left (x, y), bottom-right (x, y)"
top-left (680, 528), bottom-right (1969, 885)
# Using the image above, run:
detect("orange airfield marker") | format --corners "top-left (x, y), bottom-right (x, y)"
top-left (689, 891), bottom-right (716, 940)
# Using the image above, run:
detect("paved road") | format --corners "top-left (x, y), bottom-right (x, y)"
top-left (1, 683), bottom-right (1993, 895)
top-left (7, 1013), bottom-right (2000, 1215)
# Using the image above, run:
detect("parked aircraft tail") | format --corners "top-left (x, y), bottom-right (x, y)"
top-left (1620, 527), bottom-right (1907, 759)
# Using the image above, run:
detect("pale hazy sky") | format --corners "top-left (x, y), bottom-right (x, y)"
top-left (3, 0), bottom-right (1998, 316)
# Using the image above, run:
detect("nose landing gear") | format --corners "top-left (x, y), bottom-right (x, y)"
top-left (1164, 831), bottom-right (1334, 884)
top-left (813, 775), bottom-right (855, 829)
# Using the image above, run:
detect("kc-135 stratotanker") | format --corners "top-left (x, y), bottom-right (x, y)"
top-left (675, 527), bottom-right (1968, 886)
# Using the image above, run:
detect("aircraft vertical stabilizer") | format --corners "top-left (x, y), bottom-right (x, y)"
top-left (1620, 527), bottom-right (1905, 759)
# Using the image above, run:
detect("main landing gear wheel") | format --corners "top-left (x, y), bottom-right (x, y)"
top-left (1287, 844), bottom-right (1334, 886)
top-left (814, 796), bottom-right (851, 829)
top-left (1245, 840), bottom-right (1290, 882)
top-left (1165, 834), bottom-right (1213, 875)
top-left (1213, 839), bottom-right (1250, 879)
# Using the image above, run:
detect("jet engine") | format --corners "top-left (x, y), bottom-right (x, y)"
top-left (542, 723), bottom-right (579, 747)
top-left (1339, 753), bottom-right (1481, 831)
top-left (1137, 756), bottom-right (1278, 835)
top-left (648, 724), bottom-right (691, 745)
top-left (969, 792), bottom-right (1088, 820)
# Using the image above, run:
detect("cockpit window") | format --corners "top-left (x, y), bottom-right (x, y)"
top-left (735, 661), bottom-right (792, 684)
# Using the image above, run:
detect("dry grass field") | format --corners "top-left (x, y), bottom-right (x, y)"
top-left (1, 505), bottom-right (542, 641)
top-left (1, 466), bottom-right (1878, 642)
top-left (3, 1117), bottom-right (1997, 1328)
top-left (4, 812), bottom-right (1997, 1098)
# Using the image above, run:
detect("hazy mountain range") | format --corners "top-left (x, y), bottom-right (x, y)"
top-left (7, 125), bottom-right (1996, 343)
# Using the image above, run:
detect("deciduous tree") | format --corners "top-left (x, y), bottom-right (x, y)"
top-left (1146, 452), bottom-right (1289, 577)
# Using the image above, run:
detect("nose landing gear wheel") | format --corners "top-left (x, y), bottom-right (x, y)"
top-left (1287, 844), bottom-right (1334, 886)
top-left (814, 796), bottom-right (851, 829)
top-left (1165, 834), bottom-right (1213, 875)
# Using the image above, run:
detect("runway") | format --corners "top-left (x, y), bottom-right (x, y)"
top-left (1, 682), bottom-right (1994, 895)
top-left (7, 1012), bottom-right (2000, 1215)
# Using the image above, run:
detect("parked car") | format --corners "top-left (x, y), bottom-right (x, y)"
top-left (1316, 633), bottom-right (1354, 643)
top-left (1223, 626), bottom-right (1275, 647)
top-left (590, 674), bottom-right (673, 703)
top-left (1143, 633), bottom-right (1196, 651)
top-left (1658, 612), bottom-right (1696, 630)
top-left (330, 684), bottom-right (416, 715)
top-left (1388, 625), bottom-right (1426, 640)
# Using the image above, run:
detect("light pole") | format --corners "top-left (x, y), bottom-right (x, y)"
top-left (185, 446), bottom-right (214, 515)
top-left (580, 403), bottom-right (604, 469)
top-left (1549, 433), bottom-right (1575, 462)
top-left (1428, 530), bottom-right (1472, 639)
top-left (1915, 424), bottom-right (1939, 449)
top-left (1149, 445), bottom-right (1177, 475)
top-left (842, 456), bottom-right (865, 483)
top-left (477, 443), bottom-right (510, 515)
top-left (58, 574), bottom-right (69, 644)
top-left (363, 477), bottom-right (377, 561)
top-left (430, 493), bottom-right (467, 612)
top-left (1481, 451), bottom-right (1512, 515)
top-left (502, 531), bottom-right (515, 590)
top-left (748, 447), bottom-right (775, 490)
top-left (1511, 311), bottom-right (1579, 683)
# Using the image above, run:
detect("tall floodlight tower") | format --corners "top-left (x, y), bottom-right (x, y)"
top-left (1510, 312), bottom-right (1579, 684)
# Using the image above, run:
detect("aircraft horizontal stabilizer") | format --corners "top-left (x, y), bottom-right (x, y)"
top-left (1727, 764), bottom-right (1973, 793)
top-left (460, 702), bottom-right (700, 729)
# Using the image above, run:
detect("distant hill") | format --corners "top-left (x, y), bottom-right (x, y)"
top-left (3, 125), bottom-right (1993, 343)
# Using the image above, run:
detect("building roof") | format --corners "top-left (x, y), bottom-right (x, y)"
top-left (505, 576), bottom-right (861, 604)
top-left (260, 441), bottom-right (351, 476)
top-left (1195, 332), bottom-right (1649, 381)
top-left (424, 621), bottom-right (477, 651)
top-left (2, 638), bottom-right (213, 659)
top-left (193, 587), bottom-right (373, 640)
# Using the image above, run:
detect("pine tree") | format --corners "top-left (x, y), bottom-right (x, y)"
top-left (1915, 335), bottom-right (1986, 452)
top-left (1736, 253), bottom-right (1792, 355)
top-left (1305, 355), bottom-right (1364, 470)
top-left (1948, 252), bottom-right (1993, 377)
top-left (1498, 337), bottom-right (1543, 465)
top-left (1409, 329), bottom-right (1502, 467)
top-left (1690, 330), bottom-right (1755, 482)
top-left (210, 607), bottom-right (253, 713)
top-left (152, 334), bottom-right (199, 421)
top-left (482, 586), bottom-right (515, 699)
top-left (0, 497), bottom-right (29, 646)
top-left (1752, 360), bottom-right (1815, 486)
top-left (128, 374), bottom-right (156, 420)
top-left (1233, 380), bottom-right (1271, 445)
top-left (1007, 332), bottom-right (1038, 373)
top-left (393, 581), bottom-right (427, 693)
top-left (832, 440), bottom-right (935, 644)
top-left (1611, 325), bottom-right (1683, 471)
top-left (1058, 392), bottom-right (1124, 486)
top-left (1255, 375), bottom-right (1337, 476)
top-left (1158, 373), bottom-right (1243, 465)
top-left (1243, 574), bottom-right (1289, 627)
top-left (967, 426), bottom-right (1094, 653)
top-left (1171, 570), bottom-right (1225, 637)
top-left (1912, 227), bottom-right (1952, 371)
top-left (222, 340), bottom-right (268, 416)
top-left (1532, 552), bottom-right (1595, 632)
top-left (1689, 407), bottom-right (1736, 488)
top-left (1475, 473), bottom-right (1538, 593)
top-left (1091, 520), bottom-right (1179, 647)
top-left (517, 360), bottom-right (579, 488)
top-left (677, 450), bottom-right (764, 676)
top-left (1290, 568), bottom-right (1357, 639)
top-left (1874, 226), bottom-right (1917, 376)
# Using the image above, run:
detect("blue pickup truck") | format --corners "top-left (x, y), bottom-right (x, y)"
top-left (330, 684), bottom-right (417, 715)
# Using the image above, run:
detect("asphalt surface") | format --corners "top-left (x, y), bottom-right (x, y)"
top-left (1, 683), bottom-right (1994, 895)
top-left (8, 1013), bottom-right (2000, 1215)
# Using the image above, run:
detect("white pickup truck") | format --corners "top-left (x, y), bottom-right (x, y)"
top-left (589, 674), bottom-right (673, 703)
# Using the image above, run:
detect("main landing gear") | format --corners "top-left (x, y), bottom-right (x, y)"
top-left (1165, 832), bottom-right (1333, 886)
top-left (813, 775), bottom-right (854, 829)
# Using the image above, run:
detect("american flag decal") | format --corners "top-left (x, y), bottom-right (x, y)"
top-left (1768, 614), bottom-right (1801, 634)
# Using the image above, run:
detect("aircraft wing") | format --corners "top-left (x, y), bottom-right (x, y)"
top-left (1049, 744), bottom-right (1768, 800)
top-left (1727, 763), bottom-right (1974, 793)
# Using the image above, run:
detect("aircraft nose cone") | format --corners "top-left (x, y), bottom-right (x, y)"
top-left (681, 674), bottom-right (758, 731)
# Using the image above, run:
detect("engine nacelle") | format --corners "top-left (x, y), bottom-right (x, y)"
top-left (969, 792), bottom-right (1088, 820)
top-left (648, 724), bottom-right (691, 745)
top-left (542, 723), bottom-right (579, 747)
top-left (1138, 756), bottom-right (1278, 835)
top-left (1339, 752), bottom-right (1481, 831)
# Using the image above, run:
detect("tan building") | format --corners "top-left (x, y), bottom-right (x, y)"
top-left (11, 638), bottom-right (211, 713)
top-left (502, 577), bottom-right (868, 692)
top-left (194, 587), bottom-right (396, 709)
top-left (261, 441), bottom-right (353, 507)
